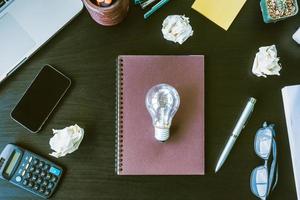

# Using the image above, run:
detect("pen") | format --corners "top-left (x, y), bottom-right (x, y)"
top-left (141, 0), bottom-right (157, 9)
top-left (144, 0), bottom-right (170, 19)
top-left (215, 97), bottom-right (257, 173)
top-left (134, 0), bottom-right (145, 5)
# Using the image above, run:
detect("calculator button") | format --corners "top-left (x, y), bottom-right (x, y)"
top-left (42, 180), bottom-right (49, 187)
top-left (22, 179), bottom-right (28, 186)
top-left (25, 156), bottom-right (29, 161)
top-left (21, 170), bottom-right (26, 177)
top-left (39, 186), bottom-right (45, 194)
top-left (44, 190), bottom-right (51, 196)
top-left (18, 169), bottom-right (22, 174)
top-left (28, 157), bottom-right (33, 163)
top-left (33, 159), bottom-right (39, 166)
top-left (43, 164), bottom-right (50, 171)
top-left (15, 176), bottom-right (22, 183)
top-left (34, 169), bottom-right (41, 174)
top-left (29, 166), bottom-right (35, 172)
top-left (47, 182), bottom-right (54, 190)
top-left (51, 176), bottom-right (57, 182)
top-left (49, 167), bottom-right (61, 176)
top-left (37, 178), bottom-right (43, 184)
top-left (24, 172), bottom-right (31, 179)
top-left (41, 171), bottom-right (46, 177)
top-left (38, 161), bottom-right (45, 168)
top-left (45, 174), bottom-right (51, 180)
top-left (25, 164), bottom-right (29, 170)
top-left (28, 181), bottom-right (34, 188)
top-left (33, 184), bottom-right (40, 191)
top-left (31, 175), bottom-right (38, 182)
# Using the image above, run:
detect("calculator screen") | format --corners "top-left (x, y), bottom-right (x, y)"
top-left (5, 151), bottom-right (21, 177)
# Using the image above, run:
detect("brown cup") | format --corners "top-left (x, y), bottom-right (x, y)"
top-left (82, 0), bottom-right (129, 26)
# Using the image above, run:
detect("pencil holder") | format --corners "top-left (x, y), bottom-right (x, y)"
top-left (260, 0), bottom-right (299, 23)
top-left (82, 0), bottom-right (129, 26)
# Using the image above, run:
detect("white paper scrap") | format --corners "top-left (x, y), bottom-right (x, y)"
top-left (49, 124), bottom-right (84, 158)
top-left (252, 45), bottom-right (282, 78)
top-left (293, 27), bottom-right (300, 45)
top-left (161, 15), bottom-right (193, 45)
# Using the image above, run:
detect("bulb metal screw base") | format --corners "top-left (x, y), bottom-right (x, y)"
top-left (155, 127), bottom-right (170, 142)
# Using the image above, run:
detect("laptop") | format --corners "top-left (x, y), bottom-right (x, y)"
top-left (0, 0), bottom-right (83, 82)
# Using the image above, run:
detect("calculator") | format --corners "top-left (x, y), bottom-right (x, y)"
top-left (0, 144), bottom-right (63, 199)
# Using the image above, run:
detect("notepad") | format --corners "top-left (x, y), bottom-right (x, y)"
top-left (282, 85), bottom-right (300, 199)
top-left (192, 0), bottom-right (247, 31)
top-left (115, 55), bottom-right (205, 175)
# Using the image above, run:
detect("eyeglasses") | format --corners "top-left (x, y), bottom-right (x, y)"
top-left (250, 122), bottom-right (278, 200)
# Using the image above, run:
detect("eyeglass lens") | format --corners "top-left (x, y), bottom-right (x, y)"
top-left (251, 166), bottom-right (268, 199)
top-left (254, 128), bottom-right (273, 159)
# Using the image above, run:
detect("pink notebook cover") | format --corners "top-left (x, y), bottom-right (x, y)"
top-left (116, 55), bottom-right (205, 175)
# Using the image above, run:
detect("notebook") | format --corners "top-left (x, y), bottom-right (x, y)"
top-left (192, 0), bottom-right (247, 31)
top-left (115, 55), bottom-right (205, 175)
top-left (282, 85), bottom-right (300, 199)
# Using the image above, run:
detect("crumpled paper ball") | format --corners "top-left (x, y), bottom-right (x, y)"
top-left (252, 45), bottom-right (282, 78)
top-left (161, 15), bottom-right (193, 45)
top-left (49, 124), bottom-right (84, 158)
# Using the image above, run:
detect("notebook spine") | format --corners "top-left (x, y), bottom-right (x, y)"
top-left (115, 56), bottom-right (124, 175)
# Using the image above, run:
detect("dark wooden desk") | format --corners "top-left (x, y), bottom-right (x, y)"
top-left (0, 0), bottom-right (299, 199)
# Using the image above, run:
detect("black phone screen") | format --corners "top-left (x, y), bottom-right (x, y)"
top-left (11, 65), bottom-right (71, 133)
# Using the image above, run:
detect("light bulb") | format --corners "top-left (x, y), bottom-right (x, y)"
top-left (145, 84), bottom-right (180, 142)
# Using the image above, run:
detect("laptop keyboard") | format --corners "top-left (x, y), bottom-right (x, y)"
top-left (0, 0), bottom-right (13, 12)
top-left (0, 0), bottom-right (6, 8)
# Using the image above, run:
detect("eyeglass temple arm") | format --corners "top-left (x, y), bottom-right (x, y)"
top-left (267, 138), bottom-right (278, 195)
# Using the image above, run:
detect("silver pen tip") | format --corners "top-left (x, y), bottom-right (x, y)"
top-left (215, 164), bottom-right (220, 173)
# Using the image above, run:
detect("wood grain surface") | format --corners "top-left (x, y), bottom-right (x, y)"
top-left (0, 0), bottom-right (299, 199)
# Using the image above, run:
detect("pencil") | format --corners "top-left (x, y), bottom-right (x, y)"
top-left (144, 0), bottom-right (170, 19)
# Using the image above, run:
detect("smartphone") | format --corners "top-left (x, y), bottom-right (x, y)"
top-left (11, 65), bottom-right (71, 133)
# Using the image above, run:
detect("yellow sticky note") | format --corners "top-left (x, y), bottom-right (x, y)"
top-left (192, 0), bottom-right (247, 31)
